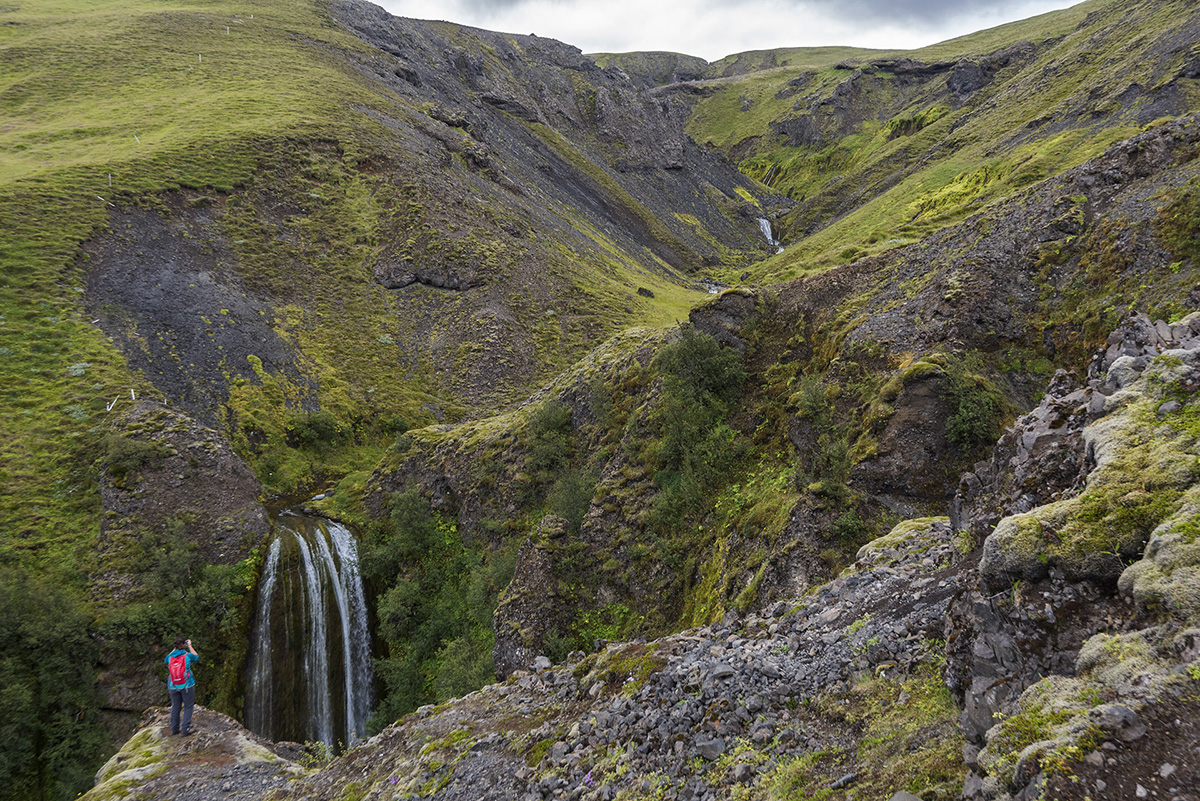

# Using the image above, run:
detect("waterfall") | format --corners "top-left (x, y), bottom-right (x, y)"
top-left (245, 537), bottom-right (282, 738)
top-left (245, 511), bottom-right (374, 748)
top-left (757, 217), bottom-right (783, 253)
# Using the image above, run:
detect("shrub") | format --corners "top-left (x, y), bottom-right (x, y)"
top-left (792, 374), bottom-right (830, 423)
top-left (0, 567), bottom-right (107, 801)
top-left (548, 470), bottom-right (596, 534)
top-left (1156, 187), bottom-right (1200, 263)
top-left (943, 356), bottom-right (1009, 450)
top-left (101, 433), bottom-right (169, 481)
top-left (543, 629), bottom-right (575, 664)
top-left (650, 325), bottom-right (747, 507)
top-left (832, 511), bottom-right (870, 543)
top-left (526, 401), bottom-right (574, 483)
top-left (140, 517), bottom-right (199, 601)
top-left (653, 324), bottom-right (746, 408)
top-left (360, 488), bottom-right (438, 583)
top-left (808, 432), bottom-right (853, 503)
top-left (433, 636), bottom-right (494, 702)
top-left (288, 409), bottom-right (348, 448)
top-left (363, 490), bottom-right (515, 728)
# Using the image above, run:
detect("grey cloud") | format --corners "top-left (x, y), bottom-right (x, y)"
top-left (455, 0), bottom-right (547, 13)
top-left (800, 0), bottom-right (1032, 25)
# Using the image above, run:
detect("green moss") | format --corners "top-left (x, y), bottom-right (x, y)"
top-left (420, 727), bottom-right (477, 756)
top-left (763, 662), bottom-right (965, 800)
top-left (878, 358), bottom-right (944, 402)
top-left (575, 641), bottom-right (666, 696)
top-left (984, 376), bottom-right (1200, 584)
top-left (855, 517), bottom-right (950, 562)
top-left (94, 729), bottom-right (163, 785)
top-left (982, 704), bottom-right (1073, 780)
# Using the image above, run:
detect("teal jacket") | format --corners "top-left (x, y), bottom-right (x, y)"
top-left (165, 650), bottom-right (199, 690)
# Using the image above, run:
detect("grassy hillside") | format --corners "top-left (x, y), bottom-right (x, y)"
top-left (7, 0), bottom-right (1200, 798)
top-left (0, 0), bottom-right (775, 569)
top-left (682, 0), bottom-right (1200, 282)
top-left (1, 0), bottom-right (380, 563)
top-left (0, 1), bottom-right (778, 796)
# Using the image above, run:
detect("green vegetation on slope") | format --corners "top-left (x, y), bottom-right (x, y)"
top-left (0, 0), bottom-right (722, 793)
top-left (683, 0), bottom-right (1193, 282)
top-left (0, 3), bottom-right (397, 791)
top-left (763, 660), bottom-right (965, 801)
top-left (0, 0), bottom-right (389, 565)
top-left (361, 488), bottom-right (519, 730)
top-left (0, 569), bottom-right (108, 801)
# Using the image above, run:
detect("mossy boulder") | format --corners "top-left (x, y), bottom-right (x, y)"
top-left (83, 707), bottom-right (307, 801)
top-left (1118, 488), bottom-right (1200, 621)
top-left (980, 363), bottom-right (1200, 589)
top-left (853, 516), bottom-right (951, 567)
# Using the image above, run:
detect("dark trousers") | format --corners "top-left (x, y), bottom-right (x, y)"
top-left (169, 686), bottom-right (195, 734)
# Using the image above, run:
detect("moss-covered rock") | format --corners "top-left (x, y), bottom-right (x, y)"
top-left (1118, 487), bottom-right (1200, 621)
top-left (853, 516), bottom-right (951, 566)
top-left (980, 356), bottom-right (1200, 588)
top-left (83, 707), bottom-right (307, 801)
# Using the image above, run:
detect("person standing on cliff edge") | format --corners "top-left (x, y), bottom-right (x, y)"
top-left (165, 637), bottom-right (200, 736)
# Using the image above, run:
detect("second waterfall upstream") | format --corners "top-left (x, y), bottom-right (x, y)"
top-left (245, 511), bottom-right (374, 748)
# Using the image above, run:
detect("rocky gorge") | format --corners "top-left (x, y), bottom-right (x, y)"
top-left (4, 0), bottom-right (1200, 799)
top-left (83, 310), bottom-right (1200, 800)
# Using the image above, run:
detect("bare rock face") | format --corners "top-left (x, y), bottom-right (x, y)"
top-left (85, 199), bottom-right (313, 427)
top-left (851, 371), bottom-right (957, 512)
top-left (689, 288), bottom-right (758, 352)
top-left (950, 368), bottom-right (1091, 550)
top-left (372, 257), bottom-right (484, 291)
top-left (90, 401), bottom-right (268, 713)
top-left (493, 515), bottom-right (572, 678)
top-left (946, 312), bottom-right (1200, 799)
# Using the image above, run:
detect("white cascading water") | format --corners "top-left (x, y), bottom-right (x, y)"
top-left (245, 537), bottom-right (282, 738)
top-left (758, 217), bottom-right (783, 253)
top-left (327, 526), bottom-right (374, 736)
top-left (244, 511), bottom-right (374, 748)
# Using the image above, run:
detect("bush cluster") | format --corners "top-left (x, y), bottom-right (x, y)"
top-left (361, 489), bottom-right (517, 731)
top-left (0, 568), bottom-right (108, 801)
top-left (649, 325), bottom-right (748, 526)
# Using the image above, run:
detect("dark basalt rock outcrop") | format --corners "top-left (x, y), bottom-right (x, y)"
top-left (493, 515), bottom-right (575, 678)
top-left (769, 43), bottom-right (1040, 151)
top-left (591, 52), bottom-right (710, 89)
top-left (950, 368), bottom-right (1091, 549)
top-left (850, 370), bottom-right (959, 510)
top-left (946, 311), bottom-right (1200, 799)
top-left (688, 287), bottom-right (758, 352)
top-left (85, 197), bottom-right (313, 427)
top-left (331, 0), bottom-right (707, 175)
top-left (91, 401), bottom-right (268, 715)
top-left (372, 258), bottom-right (484, 291)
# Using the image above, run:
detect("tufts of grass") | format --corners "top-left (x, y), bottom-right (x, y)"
top-left (762, 660), bottom-right (966, 800)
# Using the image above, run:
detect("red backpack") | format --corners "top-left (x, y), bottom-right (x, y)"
top-left (168, 653), bottom-right (189, 685)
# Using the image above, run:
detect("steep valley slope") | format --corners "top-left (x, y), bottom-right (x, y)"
top-left (4, 0), bottom-right (1200, 799)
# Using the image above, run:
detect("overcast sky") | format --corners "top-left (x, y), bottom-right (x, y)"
top-left (375, 0), bottom-right (1083, 61)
